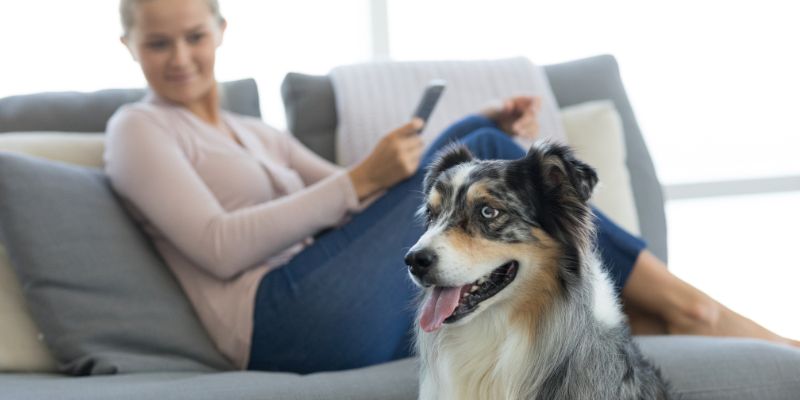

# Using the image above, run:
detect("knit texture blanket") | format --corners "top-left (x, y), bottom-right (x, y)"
top-left (330, 57), bottom-right (566, 166)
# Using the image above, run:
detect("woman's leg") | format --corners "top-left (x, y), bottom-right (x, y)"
top-left (591, 206), bottom-right (799, 347)
top-left (248, 122), bottom-right (525, 374)
top-left (622, 250), bottom-right (800, 347)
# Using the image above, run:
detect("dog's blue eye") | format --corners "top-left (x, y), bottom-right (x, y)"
top-left (480, 206), bottom-right (499, 219)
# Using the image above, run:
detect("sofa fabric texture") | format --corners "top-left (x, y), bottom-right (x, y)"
top-left (329, 57), bottom-right (566, 166)
top-left (0, 79), bottom-right (261, 134)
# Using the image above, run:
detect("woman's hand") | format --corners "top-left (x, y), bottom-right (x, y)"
top-left (481, 95), bottom-right (542, 140)
top-left (348, 119), bottom-right (425, 200)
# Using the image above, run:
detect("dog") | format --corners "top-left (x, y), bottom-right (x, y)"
top-left (404, 142), bottom-right (670, 400)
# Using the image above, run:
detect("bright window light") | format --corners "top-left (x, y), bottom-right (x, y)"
top-left (387, 0), bottom-right (800, 185)
top-left (0, 0), bottom-right (372, 129)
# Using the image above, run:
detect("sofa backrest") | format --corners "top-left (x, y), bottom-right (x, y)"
top-left (0, 57), bottom-right (668, 263)
top-left (0, 79), bottom-right (261, 133)
top-left (281, 55), bottom-right (668, 263)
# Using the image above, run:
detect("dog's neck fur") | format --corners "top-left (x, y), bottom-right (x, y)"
top-left (417, 252), bottom-right (625, 400)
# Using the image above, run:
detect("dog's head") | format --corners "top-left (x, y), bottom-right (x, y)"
top-left (405, 142), bottom-right (598, 332)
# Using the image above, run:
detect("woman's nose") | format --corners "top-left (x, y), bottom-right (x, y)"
top-left (169, 40), bottom-right (192, 67)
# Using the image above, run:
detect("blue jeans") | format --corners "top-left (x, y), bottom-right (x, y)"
top-left (247, 115), bottom-right (646, 374)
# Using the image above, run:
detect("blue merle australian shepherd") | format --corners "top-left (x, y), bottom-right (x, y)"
top-left (404, 142), bottom-right (671, 400)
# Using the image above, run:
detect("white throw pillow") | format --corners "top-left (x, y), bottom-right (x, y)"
top-left (0, 132), bottom-right (104, 372)
top-left (560, 101), bottom-right (641, 235)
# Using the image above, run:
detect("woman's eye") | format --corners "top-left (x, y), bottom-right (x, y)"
top-left (146, 40), bottom-right (168, 50)
top-left (480, 206), bottom-right (500, 219)
top-left (188, 32), bottom-right (206, 43)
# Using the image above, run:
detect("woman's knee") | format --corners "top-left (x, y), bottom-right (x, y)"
top-left (462, 127), bottom-right (525, 160)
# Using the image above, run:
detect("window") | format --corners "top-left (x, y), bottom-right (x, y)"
top-left (0, 0), bottom-right (373, 129)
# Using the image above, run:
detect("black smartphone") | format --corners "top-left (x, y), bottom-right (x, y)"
top-left (412, 79), bottom-right (446, 132)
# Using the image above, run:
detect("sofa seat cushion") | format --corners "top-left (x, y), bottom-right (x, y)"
top-left (0, 152), bottom-right (232, 375)
top-left (0, 358), bottom-right (419, 400)
top-left (2, 337), bottom-right (800, 400)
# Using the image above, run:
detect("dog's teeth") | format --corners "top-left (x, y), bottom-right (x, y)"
top-left (470, 285), bottom-right (479, 292)
top-left (462, 293), bottom-right (469, 298)
top-left (478, 278), bottom-right (487, 284)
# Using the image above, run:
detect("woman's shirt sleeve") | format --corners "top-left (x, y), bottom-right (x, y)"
top-left (104, 108), bottom-right (360, 280)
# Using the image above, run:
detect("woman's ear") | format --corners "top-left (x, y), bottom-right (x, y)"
top-left (120, 35), bottom-right (139, 62)
top-left (215, 18), bottom-right (227, 46)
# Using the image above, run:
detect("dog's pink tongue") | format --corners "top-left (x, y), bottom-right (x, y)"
top-left (420, 286), bottom-right (461, 333)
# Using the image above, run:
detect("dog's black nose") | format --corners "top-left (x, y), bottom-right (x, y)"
top-left (405, 248), bottom-right (437, 277)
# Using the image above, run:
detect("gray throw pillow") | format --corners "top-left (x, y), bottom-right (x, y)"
top-left (280, 72), bottom-right (338, 163)
top-left (0, 152), bottom-right (233, 375)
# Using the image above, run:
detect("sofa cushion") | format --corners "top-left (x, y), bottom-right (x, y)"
top-left (281, 73), bottom-right (338, 163)
top-left (561, 100), bottom-right (640, 235)
top-left (0, 245), bottom-right (58, 372)
top-left (0, 152), bottom-right (232, 375)
top-left (0, 132), bottom-right (105, 167)
top-left (0, 132), bottom-right (106, 372)
top-left (0, 358), bottom-right (419, 400)
top-left (0, 79), bottom-right (261, 134)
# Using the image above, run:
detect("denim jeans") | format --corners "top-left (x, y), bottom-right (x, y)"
top-left (247, 115), bottom-right (645, 373)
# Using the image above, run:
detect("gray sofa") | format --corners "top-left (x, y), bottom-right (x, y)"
top-left (0, 55), bottom-right (799, 399)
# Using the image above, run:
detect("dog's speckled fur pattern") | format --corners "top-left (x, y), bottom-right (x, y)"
top-left (408, 142), bottom-right (671, 400)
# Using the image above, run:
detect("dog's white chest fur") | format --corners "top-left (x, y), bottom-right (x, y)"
top-left (418, 313), bottom-right (535, 400)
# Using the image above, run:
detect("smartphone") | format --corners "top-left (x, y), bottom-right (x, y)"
top-left (412, 79), bottom-right (447, 132)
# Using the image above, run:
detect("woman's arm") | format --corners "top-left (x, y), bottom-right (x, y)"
top-left (105, 109), bottom-right (359, 280)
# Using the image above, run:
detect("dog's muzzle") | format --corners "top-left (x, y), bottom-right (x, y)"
top-left (405, 248), bottom-right (437, 283)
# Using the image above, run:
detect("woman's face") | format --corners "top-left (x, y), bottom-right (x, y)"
top-left (123, 0), bottom-right (225, 106)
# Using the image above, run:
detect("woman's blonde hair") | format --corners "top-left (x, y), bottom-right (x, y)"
top-left (119, 0), bottom-right (224, 37)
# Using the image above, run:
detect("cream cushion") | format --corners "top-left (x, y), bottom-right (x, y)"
top-left (0, 133), bottom-right (105, 168)
top-left (560, 101), bottom-right (641, 235)
top-left (0, 132), bottom-right (104, 372)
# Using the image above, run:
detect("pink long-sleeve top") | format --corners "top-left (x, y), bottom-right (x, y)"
top-left (104, 93), bottom-right (362, 369)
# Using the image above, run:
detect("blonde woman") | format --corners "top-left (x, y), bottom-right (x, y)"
top-left (106, 0), bottom-right (798, 374)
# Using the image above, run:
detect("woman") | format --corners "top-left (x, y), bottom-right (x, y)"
top-left (107, 0), bottom-right (798, 374)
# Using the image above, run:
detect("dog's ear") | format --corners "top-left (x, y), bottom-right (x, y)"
top-left (509, 141), bottom-right (597, 249)
top-left (423, 144), bottom-right (474, 194)
top-left (527, 142), bottom-right (598, 204)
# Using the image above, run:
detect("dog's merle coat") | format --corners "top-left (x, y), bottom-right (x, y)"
top-left (406, 142), bottom-right (671, 400)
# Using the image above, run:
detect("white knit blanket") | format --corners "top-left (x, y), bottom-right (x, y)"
top-left (330, 57), bottom-right (567, 166)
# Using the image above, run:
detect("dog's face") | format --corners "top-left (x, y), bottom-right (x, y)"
top-left (405, 142), bottom-right (598, 332)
